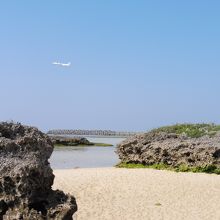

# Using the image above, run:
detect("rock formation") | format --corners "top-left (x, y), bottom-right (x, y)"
top-left (117, 127), bottom-right (220, 168)
top-left (50, 136), bottom-right (93, 146)
top-left (0, 122), bottom-right (77, 219)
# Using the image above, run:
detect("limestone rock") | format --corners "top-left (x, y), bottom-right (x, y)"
top-left (0, 122), bottom-right (77, 220)
top-left (117, 130), bottom-right (220, 168)
top-left (50, 136), bottom-right (93, 146)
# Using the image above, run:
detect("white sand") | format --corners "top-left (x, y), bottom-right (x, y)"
top-left (53, 168), bottom-right (220, 220)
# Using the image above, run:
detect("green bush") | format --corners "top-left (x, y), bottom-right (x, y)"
top-left (152, 123), bottom-right (220, 138)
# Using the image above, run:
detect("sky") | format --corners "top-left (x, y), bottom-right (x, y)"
top-left (0, 1), bottom-right (220, 132)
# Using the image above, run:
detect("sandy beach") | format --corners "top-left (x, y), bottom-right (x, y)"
top-left (53, 168), bottom-right (220, 220)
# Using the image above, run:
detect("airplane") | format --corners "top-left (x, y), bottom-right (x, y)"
top-left (52, 61), bottom-right (71, 67)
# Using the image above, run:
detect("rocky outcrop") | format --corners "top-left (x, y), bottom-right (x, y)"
top-left (0, 122), bottom-right (77, 219)
top-left (50, 136), bottom-right (93, 146)
top-left (117, 130), bottom-right (220, 168)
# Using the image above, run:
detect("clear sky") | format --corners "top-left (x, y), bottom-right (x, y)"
top-left (0, 1), bottom-right (219, 132)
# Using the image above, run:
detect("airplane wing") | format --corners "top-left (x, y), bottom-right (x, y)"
top-left (52, 62), bottom-right (59, 65)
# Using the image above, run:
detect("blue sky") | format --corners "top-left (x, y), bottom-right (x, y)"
top-left (0, 1), bottom-right (219, 131)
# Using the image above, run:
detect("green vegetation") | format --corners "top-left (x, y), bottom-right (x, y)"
top-left (152, 123), bottom-right (220, 138)
top-left (91, 143), bottom-right (113, 147)
top-left (55, 143), bottom-right (92, 147)
top-left (116, 163), bottom-right (220, 174)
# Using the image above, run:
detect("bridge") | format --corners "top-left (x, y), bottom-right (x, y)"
top-left (47, 129), bottom-right (140, 137)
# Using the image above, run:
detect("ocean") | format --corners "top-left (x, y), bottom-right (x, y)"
top-left (50, 136), bottom-right (125, 169)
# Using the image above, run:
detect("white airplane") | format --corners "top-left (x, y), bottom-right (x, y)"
top-left (52, 61), bottom-right (71, 67)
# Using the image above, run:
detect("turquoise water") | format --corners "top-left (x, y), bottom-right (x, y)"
top-left (49, 137), bottom-right (125, 169)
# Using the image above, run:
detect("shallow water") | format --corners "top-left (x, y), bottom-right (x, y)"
top-left (49, 137), bottom-right (125, 169)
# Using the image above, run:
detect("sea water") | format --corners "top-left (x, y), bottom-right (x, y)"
top-left (49, 137), bottom-right (125, 169)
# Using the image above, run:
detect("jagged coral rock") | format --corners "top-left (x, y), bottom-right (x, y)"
top-left (117, 129), bottom-right (220, 168)
top-left (0, 122), bottom-right (77, 220)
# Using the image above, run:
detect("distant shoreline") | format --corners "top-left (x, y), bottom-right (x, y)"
top-left (47, 129), bottom-right (140, 137)
top-left (50, 134), bottom-right (129, 139)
